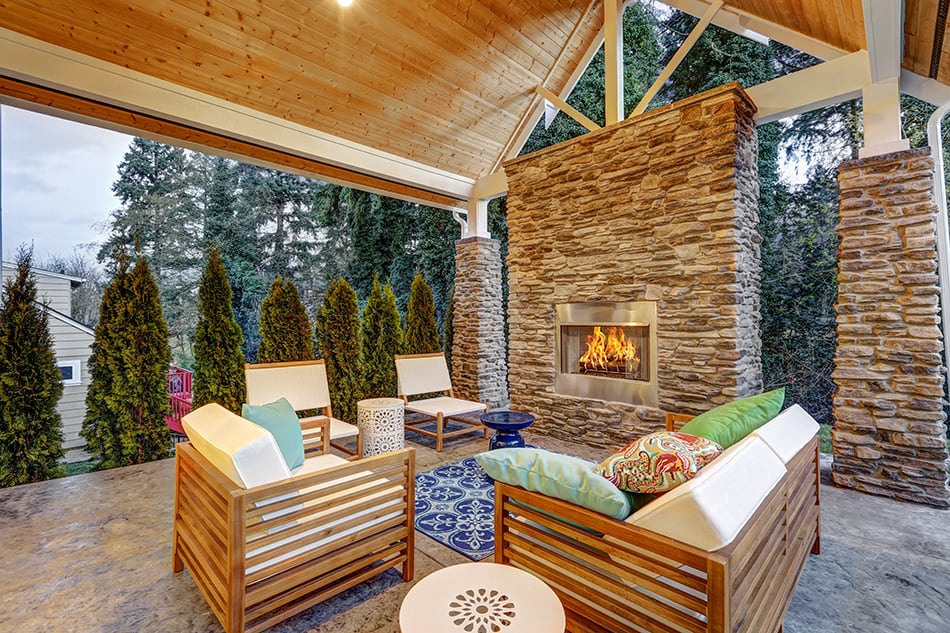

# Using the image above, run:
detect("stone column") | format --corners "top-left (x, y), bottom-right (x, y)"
top-left (833, 147), bottom-right (950, 507)
top-left (452, 236), bottom-right (508, 408)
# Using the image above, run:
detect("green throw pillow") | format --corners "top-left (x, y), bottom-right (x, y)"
top-left (242, 398), bottom-right (305, 470)
top-left (475, 448), bottom-right (634, 519)
top-left (679, 387), bottom-right (785, 449)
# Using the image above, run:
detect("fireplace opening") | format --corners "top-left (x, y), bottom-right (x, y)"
top-left (555, 302), bottom-right (657, 407)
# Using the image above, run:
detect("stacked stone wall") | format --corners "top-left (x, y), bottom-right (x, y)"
top-left (503, 83), bottom-right (762, 449)
top-left (833, 148), bottom-right (950, 507)
top-left (452, 236), bottom-right (508, 408)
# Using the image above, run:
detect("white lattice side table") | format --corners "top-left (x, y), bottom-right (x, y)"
top-left (399, 562), bottom-right (565, 633)
top-left (356, 397), bottom-right (405, 457)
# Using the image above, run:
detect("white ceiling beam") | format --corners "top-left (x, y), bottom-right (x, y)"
top-left (631, 0), bottom-right (723, 118)
top-left (859, 0), bottom-right (909, 158)
top-left (658, 0), bottom-right (848, 61)
top-left (604, 0), bottom-right (625, 124)
top-left (471, 171), bottom-right (509, 200)
top-left (0, 28), bottom-right (474, 205)
top-left (746, 51), bottom-right (870, 124)
top-left (536, 86), bottom-right (601, 132)
top-left (901, 69), bottom-right (950, 105)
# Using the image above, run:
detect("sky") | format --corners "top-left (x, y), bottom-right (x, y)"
top-left (1, 105), bottom-right (133, 264)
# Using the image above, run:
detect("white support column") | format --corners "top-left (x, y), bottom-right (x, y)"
top-left (604, 0), bottom-right (623, 125)
top-left (858, 0), bottom-right (909, 158)
top-left (467, 198), bottom-right (491, 239)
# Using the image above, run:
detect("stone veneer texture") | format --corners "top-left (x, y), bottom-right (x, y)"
top-left (452, 236), bottom-right (509, 408)
top-left (504, 83), bottom-right (763, 450)
top-left (833, 148), bottom-right (950, 507)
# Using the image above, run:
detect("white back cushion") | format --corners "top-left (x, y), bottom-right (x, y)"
top-left (245, 361), bottom-right (331, 411)
top-left (751, 404), bottom-right (819, 464)
top-left (626, 435), bottom-right (786, 552)
top-left (182, 403), bottom-right (291, 489)
top-left (395, 354), bottom-right (452, 396)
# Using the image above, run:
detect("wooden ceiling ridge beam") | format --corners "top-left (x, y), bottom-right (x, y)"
top-left (0, 27), bottom-right (474, 206)
top-left (658, 0), bottom-right (849, 61)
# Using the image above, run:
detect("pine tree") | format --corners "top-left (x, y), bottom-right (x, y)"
top-left (315, 279), bottom-right (363, 422)
top-left (405, 273), bottom-right (441, 355)
top-left (192, 245), bottom-right (246, 413)
top-left (0, 248), bottom-right (65, 486)
top-left (360, 276), bottom-right (403, 398)
top-left (82, 254), bottom-right (172, 468)
top-left (258, 277), bottom-right (314, 362)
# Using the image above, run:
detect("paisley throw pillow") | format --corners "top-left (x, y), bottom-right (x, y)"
top-left (597, 431), bottom-right (722, 494)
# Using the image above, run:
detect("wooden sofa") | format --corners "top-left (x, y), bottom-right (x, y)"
top-left (172, 403), bottom-right (415, 633)
top-left (494, 405), bottom-right (821, 633)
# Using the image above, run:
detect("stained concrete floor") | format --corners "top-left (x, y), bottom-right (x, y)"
top-left (0, 432), bottom-right (947, 633)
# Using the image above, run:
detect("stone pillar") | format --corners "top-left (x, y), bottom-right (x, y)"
top-left (833, 147), bottom-right (950, 507)
top-left (452, 236), bottom-right (509, 408)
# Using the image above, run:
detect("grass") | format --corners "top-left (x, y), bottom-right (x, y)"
top-left (818, 423), bottom-right (832, 454)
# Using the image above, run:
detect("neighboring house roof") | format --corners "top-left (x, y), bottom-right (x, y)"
top-left (42, 304), bottom-right (95, 338)
top-left (2, 261), bottom-right (85, 288)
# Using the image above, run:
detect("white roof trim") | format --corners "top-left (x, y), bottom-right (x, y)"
top-left (2, 261), bottom-right (84, 284)
top-left (42, 304), bottom-right (95, 337)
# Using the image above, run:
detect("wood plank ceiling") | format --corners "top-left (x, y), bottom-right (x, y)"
top-left (2, 0), bottom-right (950, 198)
top-left (0, 0), bottom-right (603, 183)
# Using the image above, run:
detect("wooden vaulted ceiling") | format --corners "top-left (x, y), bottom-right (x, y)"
top-left (1, 1), bottom-right (950, 204)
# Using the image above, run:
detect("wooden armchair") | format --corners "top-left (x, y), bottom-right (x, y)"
top-left (245, 359), bottom-right (362, 457)
top-left (172, 403), bottom-right (414, 633)
top-left (394, 352), bottom-right (488, 452)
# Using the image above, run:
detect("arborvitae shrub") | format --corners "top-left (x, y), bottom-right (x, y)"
top-left (315, 279), bottom-right (362, 422)
top-left (258, 276), bottom-right (314, 362)
top-left (360, 276), bottom-right (403, 398)
top-left (193, 245), bottom-right (246, 413)
top-left (405, 273), bottom-right (440, 355)
top-left (442, 285), bottom-right (455, 374)
top-left (0, 248), bottom-right (65, 486)
top-left (83, 254), bottom-right (173, 468)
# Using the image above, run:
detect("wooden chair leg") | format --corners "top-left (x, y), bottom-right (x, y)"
top-left (436, 413), bottom-right (444, 452)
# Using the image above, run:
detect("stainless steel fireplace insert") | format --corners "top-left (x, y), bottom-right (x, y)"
top-left (554, 301), bottom-right (658, 407)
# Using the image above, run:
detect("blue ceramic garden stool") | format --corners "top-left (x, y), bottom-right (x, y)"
top-left (480, 411), bottom-right (535, 450)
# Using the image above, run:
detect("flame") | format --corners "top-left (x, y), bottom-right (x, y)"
top-left (579, 326), bottom-right (639, 371)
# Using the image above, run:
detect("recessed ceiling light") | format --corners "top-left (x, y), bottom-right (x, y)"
top-left (338, 0), bottom-right (353, 6)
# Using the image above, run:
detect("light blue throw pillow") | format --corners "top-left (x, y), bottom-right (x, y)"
top-left (475, 448), bottom-right (633, 519)
top-left (242, 398), bottom-right (305, 470)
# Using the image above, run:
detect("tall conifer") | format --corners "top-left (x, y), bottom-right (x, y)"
top-left (315, 279), bottom-right (362, 422)
top-left (258, 277), bottom-right (313, 362)
top-left (442, 286), bottom-right (455, 373)
top-left (193, 245), bottom-right (246, 412)
top-left (405, 273), bottom-right (440, 355)
top-left (360, 276), bottom-right (403, 398)
top-left (0, 248), bottom-right (65, 486)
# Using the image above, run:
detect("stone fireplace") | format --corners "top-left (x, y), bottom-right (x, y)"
top-left (554, 301), bottom-right (658, 407)
top-left (503, 83), bottom-right (763, 449)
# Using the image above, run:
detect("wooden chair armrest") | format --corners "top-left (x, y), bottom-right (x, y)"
top-left (666, 412), bottom-right (694, 431)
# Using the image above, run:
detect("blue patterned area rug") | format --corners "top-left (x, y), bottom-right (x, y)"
top-left (414, 456), bottom-right (495, 560)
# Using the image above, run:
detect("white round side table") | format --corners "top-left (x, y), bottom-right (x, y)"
top-left (356, 397), bottom-right (405, 457)
top-left (399, 562), bottom-right (565, 633)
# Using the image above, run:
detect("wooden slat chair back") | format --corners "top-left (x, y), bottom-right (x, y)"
top-left (394, 352), bottom-right (488, 452)
top-left (245, 360), bottom-right (362, 458)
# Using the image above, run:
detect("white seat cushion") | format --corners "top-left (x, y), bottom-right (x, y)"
top-left (405, 396), bottom-right (486, 418)
top-left (750, 404), bottom-right (819, 464)
top-left (182, 403), bottom-right (291, 489)
top-left (626, 435), bottom-right (786, 551)
top-left (300, 415), bottom-right (360, 441)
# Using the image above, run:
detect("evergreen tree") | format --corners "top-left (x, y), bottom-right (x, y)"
top-left (360, 277), bottom-right (403, 398)
top-left (0, 248), bottom-right (65, 486)
top-left (405, 273), bottom-right (441, 355)
top-left (442, 285), bottom-right (455, 374)
top-left (258, 277), bottom-right (314, 362)
top-left (315, 279), bottom-right (363, 422)
top-left (192, 245), bottom-right (246, 413)
top-left (83, 254), bottom-right (172, 468)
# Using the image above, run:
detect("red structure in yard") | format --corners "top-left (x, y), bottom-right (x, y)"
top-left (165, 365), bottom-right (193, 436)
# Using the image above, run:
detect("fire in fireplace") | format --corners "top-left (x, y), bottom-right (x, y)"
top-left (555, 302), bottom-right (657, 407)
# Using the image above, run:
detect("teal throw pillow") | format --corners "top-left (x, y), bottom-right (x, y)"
top-left (679, 387), bottom-right (785, 449)
top-left (475, 448), bottom-right (634, 519)
top-left (242, 398), bottom-right (305, 470)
